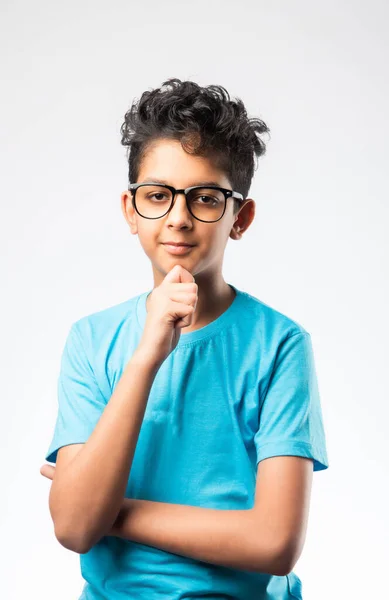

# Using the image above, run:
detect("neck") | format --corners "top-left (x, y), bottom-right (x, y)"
top-left (185, 279), bottom-right (235, 330)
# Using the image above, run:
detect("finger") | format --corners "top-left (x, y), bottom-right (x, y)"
top-left (40, 464), bottom-right (55, 480)
top-left (164, 264), bottom-right (195, 284)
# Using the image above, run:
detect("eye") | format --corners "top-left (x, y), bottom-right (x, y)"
top-left (149, 192), bottom-right (169, 201)
top-left (197, 195), bottom-right (212, 203)
top-left (189, 188), bottom-right (224, 206)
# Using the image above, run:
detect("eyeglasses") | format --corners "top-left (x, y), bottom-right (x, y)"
top-left (128, 182), bottom-right (244, 223)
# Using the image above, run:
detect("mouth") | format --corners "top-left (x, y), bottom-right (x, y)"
top-left (162, 243), bottom-right (195, 255)
top-left (162, 241), bottom-right (195, 247)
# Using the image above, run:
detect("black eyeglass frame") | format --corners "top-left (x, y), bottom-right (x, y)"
top-left (128, 182), bottom-right (245, 223)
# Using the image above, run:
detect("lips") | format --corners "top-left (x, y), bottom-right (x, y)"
top-left (163, 242), bottom-right (194, 247)
top-left (163, 243), bottom-right (195, 255)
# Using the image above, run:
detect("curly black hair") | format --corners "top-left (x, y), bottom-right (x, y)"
top-left (120, 78), bottom-right (270, 216)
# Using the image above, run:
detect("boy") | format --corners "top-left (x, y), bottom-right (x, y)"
top-left (41, 77), bottom-right (329, 599)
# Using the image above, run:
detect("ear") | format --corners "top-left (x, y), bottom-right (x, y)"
top-left (230, 198), bottom-right (256, 240)
top-left (121, 191), bottom-right (138, 235)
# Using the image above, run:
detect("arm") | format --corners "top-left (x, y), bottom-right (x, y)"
top-left (109, 498), bottom-right (273, 573)
top-left (50, 347), bottom-right (162, 554)
top-left (106, 455), bottom-right (314, 575)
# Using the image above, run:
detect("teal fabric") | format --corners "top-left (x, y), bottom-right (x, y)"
top-left (45, 284), bottom-right (329, 599)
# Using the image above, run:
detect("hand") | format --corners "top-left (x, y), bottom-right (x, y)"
top-left (137, 264), bottom-right (198, 365)
top-left (40, 463), bottom-right (55, 481)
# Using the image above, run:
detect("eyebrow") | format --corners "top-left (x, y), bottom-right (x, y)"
top-left (139, 177), bottom-right (224, 187)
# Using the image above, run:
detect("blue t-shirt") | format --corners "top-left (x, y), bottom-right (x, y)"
top-left (45, 283), bottom-right (329, 600)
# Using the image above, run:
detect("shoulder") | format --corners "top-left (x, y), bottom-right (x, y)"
top-left (69, 293), bottom-right (142, 357)
top-left (235, 287), bottom-right (309, 342)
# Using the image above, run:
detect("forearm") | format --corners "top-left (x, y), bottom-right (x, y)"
top-left (51, 349), bottom-right (161, 552)
top-left (108, 498), bottom-right (280, 574)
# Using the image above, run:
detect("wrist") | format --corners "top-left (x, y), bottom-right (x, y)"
top-left (133, 345), bottom-right (165, 372)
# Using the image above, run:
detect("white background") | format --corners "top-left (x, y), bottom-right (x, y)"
top-left (2, 1), bottom-right (388, 598)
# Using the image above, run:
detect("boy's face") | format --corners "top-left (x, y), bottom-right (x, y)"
top-left (121, 138), bottom-right (254, 285)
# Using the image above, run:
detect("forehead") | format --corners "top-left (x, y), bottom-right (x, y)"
top-left (138, 139), bottom-right (231, 188)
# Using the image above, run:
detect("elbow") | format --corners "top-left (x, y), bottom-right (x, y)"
top-left (49, 492), bottom-right (86, 553)
top-left (249, 534), bottom-right (298, 576)
top-left (49, 490), bottom-right (115, 554)
top-left (269, 539), bottom-right (302, 577)
top-left (50, 499), bottom-right (100, 554)
top-left (54, 524), bottom-right (93, 555)
top-left (55, 522), bottom-right (109, 554)
top-left (270, 556), bottom-right (295, 577)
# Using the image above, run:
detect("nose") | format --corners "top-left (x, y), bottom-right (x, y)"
top-left (166, 191), bottom-right (192, 222)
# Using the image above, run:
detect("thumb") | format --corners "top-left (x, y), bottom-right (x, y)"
top-left (163, 264), bottom-right (195, 284)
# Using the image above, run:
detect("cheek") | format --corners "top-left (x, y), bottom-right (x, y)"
top-left (135, 233), bottom-right (156, 261)
top-left (137, 225), bottom-right (158, 245)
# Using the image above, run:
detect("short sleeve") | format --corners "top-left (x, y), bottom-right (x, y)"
top-left (254, 331), bottom-right (329, 472)
top-left (44, 322), bottom-right (108, 464)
